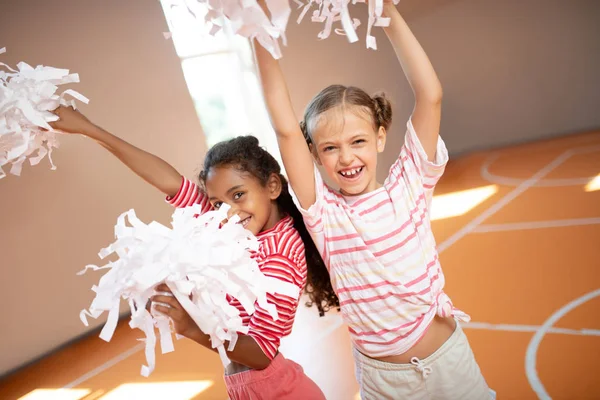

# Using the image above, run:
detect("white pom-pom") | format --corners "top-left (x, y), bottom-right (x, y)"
top-left (162, 0), bottom-right (291, 59)
top-left (79, 203), bottom-right (299, 377)
top-left (296, 0), bottom-right (400, 49)
top-left (0, 48), bottom-right (89, 179)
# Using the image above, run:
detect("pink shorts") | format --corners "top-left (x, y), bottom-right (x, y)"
top-left (224, 354), bottom-right (325, 400)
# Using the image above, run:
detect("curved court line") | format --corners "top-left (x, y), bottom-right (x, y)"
top-left (525, 289), bottom-right (600, 400)
top-left (481, 145), bottom-right (600, 188)
top-left (58, 143), bottom-right (600, 391)
top-left (481, 136), bottom-right (600, 159)
top-left (438, 151), bottom-right (573, 253)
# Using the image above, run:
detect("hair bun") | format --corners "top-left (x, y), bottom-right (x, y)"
top-left (372, 92), bottom-right (392, 130)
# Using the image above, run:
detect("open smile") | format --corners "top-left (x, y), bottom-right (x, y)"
top-left (338, 166), bottom-right (364, 182)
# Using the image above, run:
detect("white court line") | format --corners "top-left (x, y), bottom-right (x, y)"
top-left (525, 289), bottom-right (600, 400)
top-left (462, 322), bottom-right (600, 336)
top-left (61, 146), bottom-right (598, 389)
top-left (62, 316), bottom-right (345, 389)
top-left (63, 343), bottom-right (144, 388)
top-left (438, 150), bottom-right (574, 253)
top-left (481, 145), bottom-right (600, 187)
top-left (473, 217), bottom-right (600, 233)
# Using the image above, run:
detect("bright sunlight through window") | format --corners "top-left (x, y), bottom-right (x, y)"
top-left (18, 389), bottom-right (91, 400)
top-left (99, 380), bottom-right (213, 400)
top-left (584, 174), bottom-right (600, 192)
top-left (159, 0), bottom-right (283, 169)
top-left (430, 185), bottom-right (498, 221)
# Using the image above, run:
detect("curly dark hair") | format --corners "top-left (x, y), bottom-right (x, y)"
top-left (199, 135), bottom-right (339, 316)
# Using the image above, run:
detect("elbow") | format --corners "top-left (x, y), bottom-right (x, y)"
top-left (239, 354), bottom-right (271, 370)
top-left (431, 80), bottom-right (443, 104)
top-left (275, 125), bottom-right (303, 141)
top-left (275, 129), bottom-right (295, 139)
top-left (415, 80), bottom-right (443, 105)
top-left (253, 357), bottom-right (272, 370)
top-left (431, 86), bottom-right (443, 105)
top-left (163, 175), bottom-right (184, 199)
top-left (417, 88), bottom-right (442, 106)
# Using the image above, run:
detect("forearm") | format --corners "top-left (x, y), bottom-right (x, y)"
top-left (187, 328), bottom-right (271, 370)
top-left (252, 36), bottom-right (300, 137)
top-left (80, 124), bottom-right (182, 197)
top-left (383, 4), bottom-right (442, 103)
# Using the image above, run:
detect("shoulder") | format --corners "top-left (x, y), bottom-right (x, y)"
top-left (260, 217), bottom-right (305, 263)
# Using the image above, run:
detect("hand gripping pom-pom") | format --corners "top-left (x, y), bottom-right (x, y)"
top-left (78, 203), bottom-right (300, 377)
top-left (161, 0), bottom-right (401, 58)
top-left (0, 48), bottom-right (89, 179)
top-left (296, 0), bottom-right (401, 49)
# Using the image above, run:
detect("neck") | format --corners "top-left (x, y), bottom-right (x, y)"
top-left (340, 179), bottom-right (383, 197)
top-left (260, 202), bottom-right (283, 232)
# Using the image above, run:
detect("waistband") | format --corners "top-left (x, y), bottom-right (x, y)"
top-left (224, 353), bottom-right (293, 388)
top-left (352, 320), bottom-right (465, 371)
top-left (351, 294), bottom-right (470, 359)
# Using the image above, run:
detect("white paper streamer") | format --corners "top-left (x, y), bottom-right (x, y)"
top-left (79, 203), bottom-right (300, 377)
top-left (162, 0), bottom-right (291, 59)
top-left (296, 0), bottom-right (399, 49)
top-left (0, 48), bottom-right (89, 179)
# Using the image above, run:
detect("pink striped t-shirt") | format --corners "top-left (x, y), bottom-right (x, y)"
top-left (167, 177), bottom-right (307, 360)
top-left (293, 118), bottom-right (470, 358)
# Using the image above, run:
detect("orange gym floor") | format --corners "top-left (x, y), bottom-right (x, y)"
top-left (2, 130), bottom-right (599, 400)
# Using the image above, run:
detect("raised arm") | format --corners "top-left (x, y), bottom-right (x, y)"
top-left (252, 14), bottom-right (317, 210)
top-left (50, 106), bottom-right (182, 197)
top-left (383, 3), bottom-right (443, 161)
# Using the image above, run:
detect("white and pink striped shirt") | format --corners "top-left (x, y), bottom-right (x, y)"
top-left (293, 119), bottom-right (470, 358)
top-left (167, 177), bottom-right (307, 360)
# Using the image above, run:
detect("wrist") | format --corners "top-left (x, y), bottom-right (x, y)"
top-left (185, 326), bottom-right (207, 344)
top-left (83, 123), bottom-right (106, 140)
top-left (381, 3), bottom-right (398, 18)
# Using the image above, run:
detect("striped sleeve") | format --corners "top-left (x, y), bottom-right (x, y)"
top-left (165, 176), bottom-right (212, 214)
top-left (290, 164), bottom-right (327, 233)
top-left (245, 254), bottom-right (303, 360)
top-left (389, 118), bottom-right (448, 195)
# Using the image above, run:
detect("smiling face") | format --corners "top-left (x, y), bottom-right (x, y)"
top-left (310, 106), bottom-right (387, 196)
top-left (204, 165), bottom-right (282, 235)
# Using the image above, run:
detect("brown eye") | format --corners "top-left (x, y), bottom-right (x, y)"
top-left (233, 192), bottom-right (244, 200)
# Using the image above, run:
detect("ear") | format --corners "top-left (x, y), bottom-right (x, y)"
top-left (376, 126), bottom-right (387, 153)
top-left (267, 173), bottom-right (283, 200)
top-left (308, 143), bottom-right (322, 165)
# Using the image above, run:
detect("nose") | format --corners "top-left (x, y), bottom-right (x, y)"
top-left (339, 147), bottom-right (353, 166)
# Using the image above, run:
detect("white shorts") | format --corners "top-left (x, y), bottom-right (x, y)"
top-left (353, 323), bottom-right (495, 400)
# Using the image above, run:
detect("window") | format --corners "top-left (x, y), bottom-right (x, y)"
top-left (160, 0), bottom-right (283, 168)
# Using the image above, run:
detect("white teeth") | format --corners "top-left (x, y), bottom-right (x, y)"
top-left (340, 167), bottom-right (362, 177)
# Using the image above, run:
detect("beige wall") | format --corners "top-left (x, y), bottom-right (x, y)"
top-left (1, 0), bottom-right (599, 377)
top-left (280, 0), bottom-right (600, 179)
top-left (0, 0), bottom-right (206, 377)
